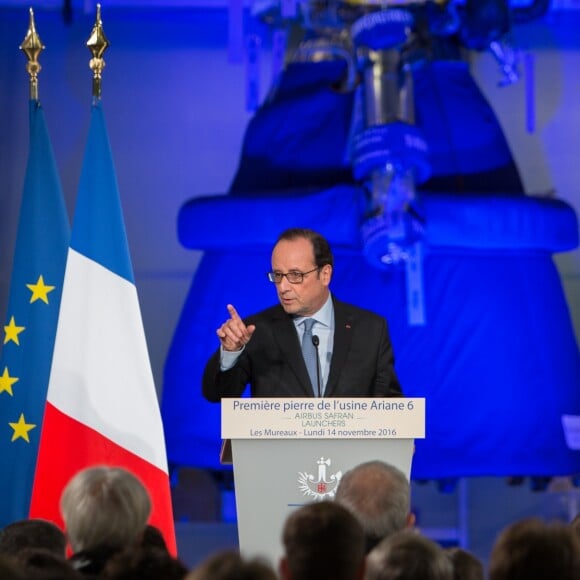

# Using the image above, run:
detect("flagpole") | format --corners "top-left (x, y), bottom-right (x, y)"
top-left (20, 8), bottom-right (44, 102)
top-left (0, 9), bottom-right (70, 528)
top-left (86, 3), bottom-right (110, 102)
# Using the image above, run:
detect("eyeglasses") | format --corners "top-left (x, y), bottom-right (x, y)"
top-left (267, 267), bottom-right (320, 285)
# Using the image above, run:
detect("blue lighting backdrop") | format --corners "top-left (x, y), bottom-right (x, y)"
top-left (162, 58), bottom-right (580, 479)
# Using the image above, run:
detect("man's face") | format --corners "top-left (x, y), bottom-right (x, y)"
top-left (271, 237), bottom-right (332, 317)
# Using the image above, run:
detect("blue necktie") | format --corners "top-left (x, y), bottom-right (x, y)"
top-left (301, 318), bottom-right (319, 395)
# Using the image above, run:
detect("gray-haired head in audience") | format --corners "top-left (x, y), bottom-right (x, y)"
top-left (60, 465), bottom-right (151, 554)
top-left (335, 460), bottom-right (414, 553)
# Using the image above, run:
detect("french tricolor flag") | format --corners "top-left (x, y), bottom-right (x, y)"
top-left (29, 102), bottom-right (176, 553)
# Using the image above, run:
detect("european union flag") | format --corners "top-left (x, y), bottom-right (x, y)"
top-left (0, 101), bottom-right (69, 527)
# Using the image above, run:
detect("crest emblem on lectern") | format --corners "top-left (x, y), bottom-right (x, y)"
top-left (298, 457), bottom-right (342, 500)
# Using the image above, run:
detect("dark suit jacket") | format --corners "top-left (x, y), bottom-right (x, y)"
top-left (202, 298), bottom-right (402, 400)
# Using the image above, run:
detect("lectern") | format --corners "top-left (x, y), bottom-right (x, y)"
top-left (221, 397), bottom-right (425, 566)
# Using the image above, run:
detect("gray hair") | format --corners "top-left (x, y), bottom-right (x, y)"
top-left (60, 466), bottom-right (151, 553)
top-left (335, 460), bottom-right (410, 543)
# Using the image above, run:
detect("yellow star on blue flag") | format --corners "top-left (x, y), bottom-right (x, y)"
top-left (9, 414), bottom-right (37, 443)
top-left (0, 367), bottom-right (19, 396)
top-left (3, 316), bottom-right (25, 346)
top-left (26, 275), bottom-right (55, 304)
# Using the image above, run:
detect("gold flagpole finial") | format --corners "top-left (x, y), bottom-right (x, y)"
top-left (86, 3), bottom-right (110, 101)
top-left (20, 8), bottom-right (45, 101)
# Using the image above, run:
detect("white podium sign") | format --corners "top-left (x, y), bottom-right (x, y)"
top-left (221, 397), bottom-right (425, 439)
top-left (221, 397), bottom-right (425, 567)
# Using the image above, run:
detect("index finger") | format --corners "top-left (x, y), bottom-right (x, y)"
top-left (226, 303), bottom-right (243, 322)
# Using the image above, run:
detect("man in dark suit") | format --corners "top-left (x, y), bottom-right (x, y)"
top-left (202, 228), bottom-right (402, 400)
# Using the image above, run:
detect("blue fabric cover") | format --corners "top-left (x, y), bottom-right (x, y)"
top-left (178, 188), bottom-right (578, 253)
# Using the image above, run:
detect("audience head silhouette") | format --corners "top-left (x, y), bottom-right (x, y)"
top-left (0, 519), bottom-right (66, 557)
top-left (141, 524), bottom-right (169, 552)
top-left (366, 530), bottom-right (453, 580)
top-left (280, 500), bottom-right (366, 580)
top-left (11, 547), bottom-right (83, 580)
top-left (570, 513), bottom-right (580, 539)
top-left (335, 460), bottom-right (414, 552)
top-left (444, 547), bottom-right (484, 580)
top-left (102, 544), bottom-right (188, 580)
top-left (489, 517), bottom-right (580, 580)
top-left (185, 550), bottom-right (277, 580)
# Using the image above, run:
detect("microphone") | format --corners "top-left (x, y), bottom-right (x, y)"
top-left (311, 335), bottom-right (322, 398)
